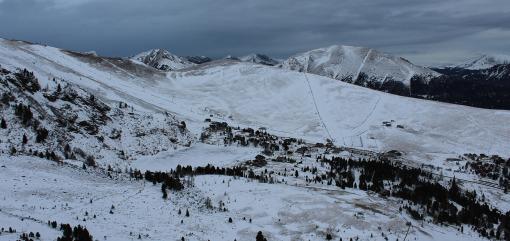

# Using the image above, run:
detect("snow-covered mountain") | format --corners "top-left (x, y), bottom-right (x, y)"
top-left (279, 45), bottom-right (439, 89)
top-left (239, 53), bottom-right (279, 66)
top-left (2, 38), bottom-right (510, 241)
top-left (453, 54), bottom-right (510, 70)
top-left (1, 38), bottom-right (508, 161)
top-left (132, 48), bottom-right (195, 71)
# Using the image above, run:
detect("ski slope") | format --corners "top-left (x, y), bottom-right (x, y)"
top-left (1, 38), bottom-right (509, 163)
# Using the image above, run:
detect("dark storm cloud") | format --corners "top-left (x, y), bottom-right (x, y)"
top-left (0, 0), bottom-right (509, 65)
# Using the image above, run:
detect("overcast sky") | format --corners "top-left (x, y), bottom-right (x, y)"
top-left (1, 0), bottom-right (509, 66)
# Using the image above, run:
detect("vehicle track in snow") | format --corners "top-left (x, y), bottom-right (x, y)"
top-left (340, 94), bottom-right (381, 147)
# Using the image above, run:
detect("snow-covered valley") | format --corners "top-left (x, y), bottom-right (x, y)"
top-left (1, 38), bottom-right (510, 241)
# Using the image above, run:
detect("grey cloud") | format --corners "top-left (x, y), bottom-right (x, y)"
top-left (0, 0), bottom-right (509, 65)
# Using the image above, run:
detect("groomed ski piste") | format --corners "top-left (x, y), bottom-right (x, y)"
top-left (1, 38), bottom-right (510, 241)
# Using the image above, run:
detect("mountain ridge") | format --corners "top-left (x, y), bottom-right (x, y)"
top-left (278, 45), bottom-right (439, 95)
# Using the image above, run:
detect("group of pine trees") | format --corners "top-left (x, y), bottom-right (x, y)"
top-left (466, 155), bottom-right (510, 191)
top-left (144, 170), bottom-right (184, 192)
top-left (200, 122), bottom-right (299, 157)
top-left (56, 224), bottom-right (93, 241)
top-left (17, 231), bottom-right (41, 241)
top-left (321, 156), bottom-right (510, 239)
top-left (10, 68), bottom-right (41, 93)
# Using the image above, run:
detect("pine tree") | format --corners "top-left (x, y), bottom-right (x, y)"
top-left (161, 183), bottom-right (168, 199)
top-left (0, 118), bottom-right (6, 129)
top-left (256, 231), bottom-right (267, 241)
top-left (228, 217), bottom-right (233, 223)
top-left (185, 209), bottom-right (189, 217)
top-left (22, 134), bottom-right (28, 145)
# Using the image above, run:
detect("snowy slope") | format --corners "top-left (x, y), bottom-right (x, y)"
top-left (132, 48), bottom-right (195, 71)
top-left (0, 155), bottom-right (491, 241)
top-left (239, 53), bottom-right (279, 66)
top-left (1, 38), bottom-right (510, 241)
top-left (454, 54), bottom-right (510, 70)
top-left (279, 45), bottom-right (439, 86)
top-left (0, 38), bottom-right (509, 163)
top-left (0, 66), bottom-right (194, 167)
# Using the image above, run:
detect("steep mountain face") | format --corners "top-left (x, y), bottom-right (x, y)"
top-left (453, 54), bottom-right (510, 70)
top-left (0, 65), bottom-right (194, 166)
top-left (132, 49), bottom-right (195, 71)
top-left (279, 45), bottom-right (439, 95)
top-left (239, 54), bottom-right (279, 66)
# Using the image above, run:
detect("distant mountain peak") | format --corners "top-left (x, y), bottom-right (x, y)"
top-left (279, 44), bottom-right (439, 87)
top-left (132, 48), bottom-right (194, 71)
top-left (454, 54), bottom-right (510, 70)
top-left (239, 53), bottom-right (279, 66)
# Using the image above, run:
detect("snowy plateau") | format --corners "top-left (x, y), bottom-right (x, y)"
top-left (1, 38), bottom-right (510, 241)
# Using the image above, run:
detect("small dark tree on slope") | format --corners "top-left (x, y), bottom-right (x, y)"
top-left (161, 183), bottom-right (168, 199)
top-left (22, 134), bottom-right (28, 145)
top-left (256, 231), bottom-right (267, 241)
top-left (0, 118), bottom-right (6, 129)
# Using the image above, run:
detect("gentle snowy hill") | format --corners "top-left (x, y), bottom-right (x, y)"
top-left (453, 54), bottom-right (510, 70)
top-left (132, 48), bottom-right (195, 71)
top-left (239, 53), bottom-right (279, 66)
top-left (279, 45), bottom-right (439, 89)
top-left (0, 38), bottom-right (508, 163)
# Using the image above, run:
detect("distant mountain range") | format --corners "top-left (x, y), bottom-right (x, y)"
top-left (239, 54), bottom-right (280, 66)
top-left (129, 46), bottom-right (510, 109)
top-left (449, 54), bottom-right (510, 70)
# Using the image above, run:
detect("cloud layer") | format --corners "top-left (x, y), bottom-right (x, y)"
top-left (1, 0), bottom-right (509, 65)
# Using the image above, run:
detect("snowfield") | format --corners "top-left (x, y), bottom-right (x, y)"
top-left (0, 156), bottom-right (490, 241)
top-left (131, 143), bottom-right (260, 172)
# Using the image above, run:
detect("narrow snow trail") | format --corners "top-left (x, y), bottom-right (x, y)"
top-left (303, 72), bottom-right (334, 142)
top-left (354, 49), bottom-right (371, 81)
top-left (345, 94), bottom-right (381, 139)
